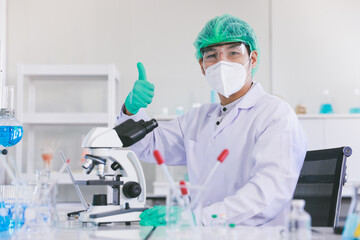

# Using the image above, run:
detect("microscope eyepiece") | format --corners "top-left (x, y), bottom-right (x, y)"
top-left (114, 119), bottom-right (158, 148)
top-left (143, 119), bottom-right (158, 134)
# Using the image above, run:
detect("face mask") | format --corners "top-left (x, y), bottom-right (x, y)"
top-left (204, 58), bottom-right (251, 98)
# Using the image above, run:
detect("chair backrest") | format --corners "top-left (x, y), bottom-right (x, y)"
top-left (293, 146), bottom-right (352, 227)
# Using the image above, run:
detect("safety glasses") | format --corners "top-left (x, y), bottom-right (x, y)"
top-left (201, 42), bottom-right (248, 63)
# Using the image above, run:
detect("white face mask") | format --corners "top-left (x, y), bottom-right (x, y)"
top-left (204, 59), bottom-right (251, 98)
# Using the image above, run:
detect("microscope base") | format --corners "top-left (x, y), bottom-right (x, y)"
top-left (79, 205), bottom-right (147, 225)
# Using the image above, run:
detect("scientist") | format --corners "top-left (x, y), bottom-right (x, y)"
top-left (117, 14), bottom-right (308, 226)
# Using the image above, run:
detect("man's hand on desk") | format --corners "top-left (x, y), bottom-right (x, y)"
top-left (140, 206), bottom-right (182, 227)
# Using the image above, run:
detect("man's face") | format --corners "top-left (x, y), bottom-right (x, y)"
top-left (199, 42), bottom-right (257, 74)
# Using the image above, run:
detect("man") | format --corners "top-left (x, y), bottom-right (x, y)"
top-left (117, 14), bottom-right (307, 226)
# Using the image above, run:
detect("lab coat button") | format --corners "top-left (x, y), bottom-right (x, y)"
top-left (223, 107), bottom-right (227, 111)
top-left (216, 121), bottom-right (220, 125)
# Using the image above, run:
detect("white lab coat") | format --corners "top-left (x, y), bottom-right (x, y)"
top-left (117, 82), bottom-right (308, 226)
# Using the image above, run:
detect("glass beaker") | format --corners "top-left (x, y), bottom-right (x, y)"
top-left (0, 183), bottom-right (33, 235)
top-left (34, 169), bottom-right (56, 226)
top-left (166, 183), bottom-right (204, 239)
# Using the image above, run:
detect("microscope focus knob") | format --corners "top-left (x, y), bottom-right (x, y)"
top-left (122, 181), bottom-right (142, 198)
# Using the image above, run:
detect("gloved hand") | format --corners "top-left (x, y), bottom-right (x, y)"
top-left (125, 62), bottom-right (155, 114)
top-left (139, 206), bottom-right (181, 227)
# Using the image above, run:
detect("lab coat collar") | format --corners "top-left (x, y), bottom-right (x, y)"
top-left (208, 82), bottom-right (265, 118)
top-left (233, 82), bottom-right (264, 110)
top-left (209, 82), bottom-right (265, 139)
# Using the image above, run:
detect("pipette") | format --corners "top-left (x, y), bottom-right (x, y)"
top-left (153, 150), bottom-right (183, 206)
top-left (202, 149), bottom-right (229, 187)
top-left (179, 180), bottom-right (190, 208)
top-left (59, 150), bottom-right (89, 210)
top-left (179, 180), bottom-right (196, 227)
top-left (191, 149), bottom-right (229, 208)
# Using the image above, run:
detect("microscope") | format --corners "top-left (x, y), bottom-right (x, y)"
top-left (75, 118), bottom-right (158, 225)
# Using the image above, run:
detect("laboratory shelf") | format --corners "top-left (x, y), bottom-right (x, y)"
top-left (16, 64), bottom-right (121, 183)
top-left (22, 112), bottom-right (108, 125)
top-left (22, 172), bottom-right (99, 184)
top-left (20, 64), bottom-right (119, 77)
top-left (153, 114), bottom-right (360, 121)
top-left (297, 114), bottom-right (360, 119)
top-left (151, 115), bottom-right (177, 121)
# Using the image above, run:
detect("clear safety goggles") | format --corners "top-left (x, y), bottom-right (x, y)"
top-left (201, 42), bottom-right (249, 63)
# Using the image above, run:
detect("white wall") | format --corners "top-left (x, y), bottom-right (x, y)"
top-left (6, 0), bottom-right (271, 116)
top-left (272, 0), bottom-right (360, 114)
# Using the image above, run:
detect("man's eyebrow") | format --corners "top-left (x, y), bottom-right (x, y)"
top-left (202, 46), bottom-right (216, 52)
top-left (202, 42), bottom-right (242, 53)
top-left (226, 43), bottom-right (242, 49)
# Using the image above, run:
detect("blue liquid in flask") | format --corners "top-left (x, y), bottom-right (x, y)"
top-left (0, 126), bottom-right (23, 147)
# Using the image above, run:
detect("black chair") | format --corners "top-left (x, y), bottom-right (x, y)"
top-left (293, 146), bottom-right (352, 227)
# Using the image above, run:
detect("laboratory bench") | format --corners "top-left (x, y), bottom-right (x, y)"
top-left (0, 223), bottom-right (343, 240)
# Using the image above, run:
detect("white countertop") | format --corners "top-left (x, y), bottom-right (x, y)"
top-left (0, 223), bottom-right (341, 240)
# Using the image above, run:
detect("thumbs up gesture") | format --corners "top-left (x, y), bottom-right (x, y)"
top-left (125, 62), bottom-right (155, 115)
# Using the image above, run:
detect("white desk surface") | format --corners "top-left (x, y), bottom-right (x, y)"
top-left (0, 224), bottom-right (342, 240)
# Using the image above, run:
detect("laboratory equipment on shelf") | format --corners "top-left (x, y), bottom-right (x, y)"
top-left (349, 88), bottom-right (360, 114)
top-left (71, 118), bottom-right (158, 225)
top-left (295, 104), bottom-right (307, 114)
top-left (319, 89), bottom-right (334, 114)
top-left (40, 141), bottom-right (58, 171)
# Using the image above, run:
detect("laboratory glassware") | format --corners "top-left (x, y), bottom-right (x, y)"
top-left (319, 89), bottom-right (334, 114)
top-left (287, 199), bottom-right (311, 240)
top-left (166, 183), bottom-right (204, 239)
top-left (349, 89), bottom-right (360, 114)
top-left (0, 86), bottom-right (23, 147)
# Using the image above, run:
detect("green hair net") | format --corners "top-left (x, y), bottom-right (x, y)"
top-left (193, 14), bottom-right (260, 75)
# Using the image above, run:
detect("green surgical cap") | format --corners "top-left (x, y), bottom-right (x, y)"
top-left (193, 14), bottom-right (260, 75)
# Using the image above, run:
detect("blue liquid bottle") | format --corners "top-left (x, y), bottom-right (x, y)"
top-left (349, 89), bottom-right (360, 114)
top-left (319, 89), bottom-right (334, 114)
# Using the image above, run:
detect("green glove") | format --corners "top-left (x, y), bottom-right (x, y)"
top-left (125, 62), bottom-right (154, 114)
top-left (139, 206), bottom-right (181, 227)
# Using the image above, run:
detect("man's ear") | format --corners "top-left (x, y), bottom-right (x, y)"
top-left (199, 59), bottom-right (205, 75)
top-left (250, 50), bottom-right (258, 69)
